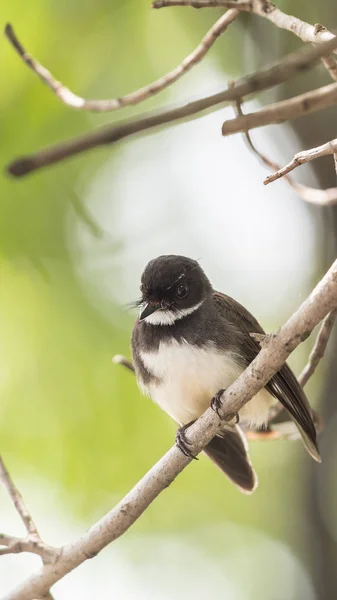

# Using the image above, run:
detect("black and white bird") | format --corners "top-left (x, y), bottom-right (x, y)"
top-left (131, 255), bottom-right (320, 493)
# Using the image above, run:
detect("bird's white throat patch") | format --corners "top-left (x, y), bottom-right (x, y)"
top-left (142, 300), bottom-right (204, 326)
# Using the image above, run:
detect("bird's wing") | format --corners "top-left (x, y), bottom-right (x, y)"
top-left (213, 291), bottom-right (320, 462)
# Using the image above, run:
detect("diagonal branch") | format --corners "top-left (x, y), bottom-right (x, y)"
top-left (4, 257), bottom-right (337, 600)
top-left (298, 311), bottom-right (337, 388)
top-left (0, 456), bottom-right (58, 570)
top-left (154, 0), bottom-right (337, 81)
top-left (0, 456), bottom-right (39, 537)
top-left (0, 534), bottom-right (56, 560)
top-left (221, 82), bottom-right (337, 136)
top-left (153, 0), bottom-right (251, 7)
top-left (230, 89), bottom-right (337, 206)
top-left (264, 139), bottom-right (337, 184)
top-left (4, 11), bottom-right (239, 112)
top-left (7, 35), bottom-right (337, 177)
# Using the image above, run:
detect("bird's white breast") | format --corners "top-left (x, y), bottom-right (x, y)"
top-left (139, 339), bottom-right (273, 426)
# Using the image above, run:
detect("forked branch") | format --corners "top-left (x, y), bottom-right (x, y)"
top-left (264, 139), bottom-right (337, 184)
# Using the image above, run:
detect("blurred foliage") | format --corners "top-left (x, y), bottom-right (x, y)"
top-left (0, 3), bottom-right (336, 596)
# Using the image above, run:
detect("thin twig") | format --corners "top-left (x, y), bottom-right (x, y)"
top-left (4, 11), bottom-right (239, 112)
top-left (112, 355), bottom-right (135, 373)
top-left (0, 456), bottom-right (39, 537)
top-left (231, 89), bottom-right (337, 205)
top-left (0, 456), bottom-right (58, 570)
top-left (154, 0), bottom-right (337, 81)
top-left (222, 81), bottom-right (337, 136)
top-left (153, 0), bottom-right (251, 7)
top-left (7, 35), bottom-right (337, 177)
top-left (4, 258), bottom-right (337, 600)
top-left (298, 311), bottom-right (337, 388)
top-left (264, 139), bottom-right (337, 184)
top-left (0, 534), bottom-right (56, 560)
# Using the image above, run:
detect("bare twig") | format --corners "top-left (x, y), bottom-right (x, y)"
top-left (0, 456), bottom-right (58, 569)
top-left (154, 0), bottom-right (337, 81)
top-left (230, 89), bottom-right (337, 205)
top-left (0, 456), bottom-right (39, 537)
top-left (222, 82), bottom-right (337, 136)
top-left (153, 0), bottom-right (251, 7)
top-left (7, 35), bottom-right (337, 178)
top-left (3, 258), bottom-right (337, 600)
top-left (5, 11), bottom-right (239, 112)
top-left (112, 355), bottom-right (135, 373)
top-left (298, 311), bottom-right (337, 388)
top-left (264, 139), bottom-right (337, 184)
top-left (153, 0), bottom-right (337, 46)
top-left (0, 534), bottom-right (56, 560)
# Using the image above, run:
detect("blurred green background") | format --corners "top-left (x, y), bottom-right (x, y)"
top-left (1, 0), bottom-right (337, 598)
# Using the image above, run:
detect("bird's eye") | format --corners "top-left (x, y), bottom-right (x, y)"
top-left (175, 283), bottom-right (188, 299)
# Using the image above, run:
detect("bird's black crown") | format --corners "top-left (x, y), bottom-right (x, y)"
top-left (140, 255), bottom-right (212, 311)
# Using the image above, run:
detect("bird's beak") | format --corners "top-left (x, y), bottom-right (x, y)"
top-left (139, 302), bottom-right (160, 321)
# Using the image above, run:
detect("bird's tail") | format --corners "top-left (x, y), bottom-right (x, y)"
top-left (204, 425), bottom-right (257, 494)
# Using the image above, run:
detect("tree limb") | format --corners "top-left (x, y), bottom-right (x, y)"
top-left (0, 457), bottom-right (39, 537)
top-left (221, 82), bottom-right (337, 136)
top-left (3, 258), bottom-right (337, 600)
top-left (153, 0), bottom-right (251, 8)
top-left (230, 90), bottom-right (337, 205)
top-left (7, 34), bottom-right (337, 177)
top-left (0, 533), bottom-right (56, 560)
top-left (154, 0), bottom-right (337, 81)
top-left (264, 139), bottom-right (337, 184)
top-left (298, 311), bottom-right (337, 387)
top-left (4, 10), bottom-right (239, 112)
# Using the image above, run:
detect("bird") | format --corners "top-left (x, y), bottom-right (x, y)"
top-left (131, 255), bottom-right (320, 493)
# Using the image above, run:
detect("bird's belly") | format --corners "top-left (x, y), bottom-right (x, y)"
top-left (139, 340), bottom-right (274, 426)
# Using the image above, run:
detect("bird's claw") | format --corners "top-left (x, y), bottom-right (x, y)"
top-left (175, 421), bottom-right (198, 460)
top-left (210, 388), bottom-right (226, 417)
top-left (210, 389), bottom-right (240, 424)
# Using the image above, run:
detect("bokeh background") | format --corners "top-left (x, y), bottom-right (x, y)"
top-left (1, 0), bottom-right (337, 598)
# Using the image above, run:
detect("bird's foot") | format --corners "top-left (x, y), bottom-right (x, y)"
top-left (175, 420), bottom-right (198, 460)
top-left (210, 388), bottom-right (226, 417)
top-left (210, 389), bottom-right (239, 423)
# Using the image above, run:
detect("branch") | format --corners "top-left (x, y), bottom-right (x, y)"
top-left (153, 0), bottom-right (337, 46)
top-left (264, 139), bottom-right (337, 184)
top-left (154, 0), bottom-right (337, 81)
top-left (153, 0), bottom-right (251, 7)
top-left (112, 355), bottom-right (135, 373)
top-left (4, 10), bottom-right (239, 112)
top-left (230, 90), bottom-right (337, 206)
top-left (0, 534), bottom-right (55, 560)
top-left (0, 456), bottom-right (58, 567)
top-left (7, 35), bottom-right (337, 177)
top-left (298, 311), bottom-right (337, 388)
top-left (0, 457), bottom-right (39, 537)
top-left (221, 82), bottom-right (337, 136)
top-left (4, 258), bottom-right (337, 600)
